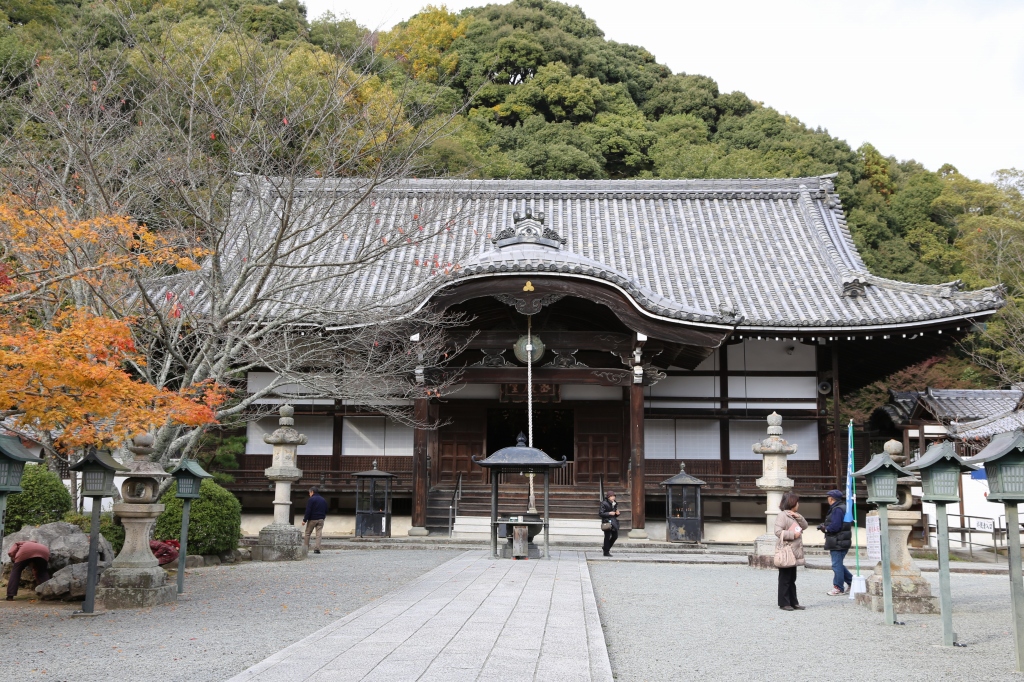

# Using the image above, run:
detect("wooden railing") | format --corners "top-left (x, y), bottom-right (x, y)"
top-left (222, 455), bottom-right (414, 491)
top-left (489, 462), bottom-right (575, 486)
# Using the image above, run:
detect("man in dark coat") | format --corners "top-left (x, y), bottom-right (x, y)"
top-left (303, 486), bottom-right (328, 554)
top-left (599, 491), bottom-right (620, 557)
top-left (818, 489), bottom-right (853, 595)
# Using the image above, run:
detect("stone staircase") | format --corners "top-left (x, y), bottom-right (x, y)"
top-left (426, 484), bottom-right (631, 536)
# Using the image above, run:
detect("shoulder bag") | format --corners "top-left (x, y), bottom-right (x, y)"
top-left (774, 539), bottom-right (797, 568)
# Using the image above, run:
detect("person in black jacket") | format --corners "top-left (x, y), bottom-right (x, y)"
top-left (817, 489), bottom-right (853, 595)
top-left (599, 491), bottom-right (620, 557)
top-left (302, 486), bottom-right (328, 554)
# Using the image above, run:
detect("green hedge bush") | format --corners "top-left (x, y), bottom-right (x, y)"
top-left (4, 464), bottom-right (72, 535)
top-left (62, 511), bottom-right (125, 555)
top-left (154, 479), bottom-right (241, 555)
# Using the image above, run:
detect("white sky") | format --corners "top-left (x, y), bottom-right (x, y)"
top-left (316, 0), bottom-right (1024, 181)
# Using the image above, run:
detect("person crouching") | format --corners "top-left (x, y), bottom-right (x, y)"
top-left (6, 540), bottom-right (50, 601)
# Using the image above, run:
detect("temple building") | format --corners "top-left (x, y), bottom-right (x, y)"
top-left (220, 175), bottom-right (1004, 539)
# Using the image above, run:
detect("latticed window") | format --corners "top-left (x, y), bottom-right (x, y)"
top-left (83, 470), bottom-right (105, 493)
top-left (177, 477), bottom-right (199, 497)
top-left (996, 464), bottom-right (1024, 495)
top-left (930, 469), bottom-right (959, 498)
top-left (0, 461), bottom-right (8, 487)
top-left (872, 476), bottom-right (896, 500)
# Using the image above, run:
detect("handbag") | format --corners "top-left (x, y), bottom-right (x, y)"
top-left (601, 521), bottom-right (613, 532)
top-left (773, 540), bottom-right (797, 568)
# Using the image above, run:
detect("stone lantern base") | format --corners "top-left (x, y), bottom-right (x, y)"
top-left (97, 503), bottom-right (176, 609)
top-left (252, 524), bottom-right (307, 562)
top-left (97, 567), bottom-right (177, 609)
top-left (748, 533), bottom-right (780, 569)
top-left (855, 510), bottom-right (939, 614)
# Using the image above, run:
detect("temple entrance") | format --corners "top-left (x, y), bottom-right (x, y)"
top-left (486, 408), bottom-right (574, 463)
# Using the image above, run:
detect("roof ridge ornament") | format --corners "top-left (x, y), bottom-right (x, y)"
top-left (493, 207), bottom-right (566, 249)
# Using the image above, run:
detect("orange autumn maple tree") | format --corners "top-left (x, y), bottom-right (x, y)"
top-left (0, 308), bottom-right (219, 448)
top-left (0, 195), bottom-right (205, 306)
top-left (0, 196), bottom-right (220, 448)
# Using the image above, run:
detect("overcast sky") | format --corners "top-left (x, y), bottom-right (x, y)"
top-left (314, 0), bottom-right (1024, 181)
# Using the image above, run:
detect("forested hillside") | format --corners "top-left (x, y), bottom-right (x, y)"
top-left (3, 0), bottom-right (1024, 412)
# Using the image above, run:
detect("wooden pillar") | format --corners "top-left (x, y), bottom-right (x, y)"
top-left (629, 380), bottom-right (647, 537)
top-left (832, 343), bottom-right (843, 489)
top-left (410, 397), bottom-right (429, 535)
top-left (719, 346), bottom-right (730, 476)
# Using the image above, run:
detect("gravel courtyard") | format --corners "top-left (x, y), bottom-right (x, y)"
top-left (4, 551), bottom-right (1024, 681)
top-left (590, 562), bottom-right (1024, 682)
top-left (0, 549), bottom-right (461, 682)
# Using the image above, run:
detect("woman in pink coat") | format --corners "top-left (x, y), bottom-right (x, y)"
top-left (6, 541), bottom-right (50, 600)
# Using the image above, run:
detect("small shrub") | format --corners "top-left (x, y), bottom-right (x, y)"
top-left (4, 464), bottom-right (72, 535)
top-left (154, 479), bottom-right (241, 555)
top-left (62, 511), bottom-right (125, 555)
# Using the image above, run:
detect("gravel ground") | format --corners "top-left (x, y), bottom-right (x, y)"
top-left (590, 563), bottom-right (1024, 682)
top-left (0, 549), bottom-right (460, 682)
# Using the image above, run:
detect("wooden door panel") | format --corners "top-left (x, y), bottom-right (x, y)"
top-left (575, 404), bottom-right (624, 484)
top-left (436, 405), bottom-right (486, 484)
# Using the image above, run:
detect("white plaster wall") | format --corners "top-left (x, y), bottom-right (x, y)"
top-left (729, 420), bottom-right (819, 461)
top-left (727, 340), bottom-right (816, 372)
top-left (560, 385), bottom-right (622, 401)
top-left (445, 384), bottom-right (501, 400)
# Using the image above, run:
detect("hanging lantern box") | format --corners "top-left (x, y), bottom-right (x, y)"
top-left (0, 435), bottom-right (43, 493)
top-left (905, 441), bottom-right (976, 504)
top-left (170, 459), bottom-right (214, 499)
top-left (854, 451), bottom-right (911, 506)
top-left (969, 430), bottom-right (1024, 504)
top-left (70, 448), bottom-right (128, 497)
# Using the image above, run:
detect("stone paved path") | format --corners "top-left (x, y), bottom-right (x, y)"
top-left (228, 550), bottom-right (612, 682)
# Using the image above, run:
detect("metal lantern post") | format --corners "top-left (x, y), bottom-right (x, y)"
top-left (170, 459), bottom-right (213, 594)
top-left (660, 462), bottom-right (707, 543)
top-left (68, 448), bottom-right (128, 616)
top-left (970, 430), bottom-right (1024, 671)
top-left (906, 441), bottom-right (976, 647)
top-left (353, 461), bottom-right (396, 538)
top-left (854, 451), bottom-right (911, 626)
top-left (0, 435), bottom-right (43, 546)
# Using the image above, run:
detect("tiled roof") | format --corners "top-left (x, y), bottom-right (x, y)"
top-left (952, 409), bottom-right (1024, 441)
top-left (157, 175), bottom-right (1004, 332)
top-left (878, 390), bottom-right (922, 427)
top-left (916, 388), bottom-right (1022, 422)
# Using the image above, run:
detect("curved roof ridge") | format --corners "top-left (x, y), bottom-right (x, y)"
top-left (285, 175), bottom-right (844, 194)
top-left (863, 274), bottom-right (1004, 302)
top-left (460, 244), bottom-right (741, 325)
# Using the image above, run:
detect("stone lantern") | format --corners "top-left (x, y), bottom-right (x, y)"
top-left (748, 412), bottom-right (796, 568)
top-left (96, 434), bottom-right (177, 609)
top-left (252, 405), bottom-right (307, 561)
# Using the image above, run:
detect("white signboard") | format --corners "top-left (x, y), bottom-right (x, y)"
top-left (866, 515), bottom-right (882, 562)
top-left (976, 519), bottom-right (995, 533)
